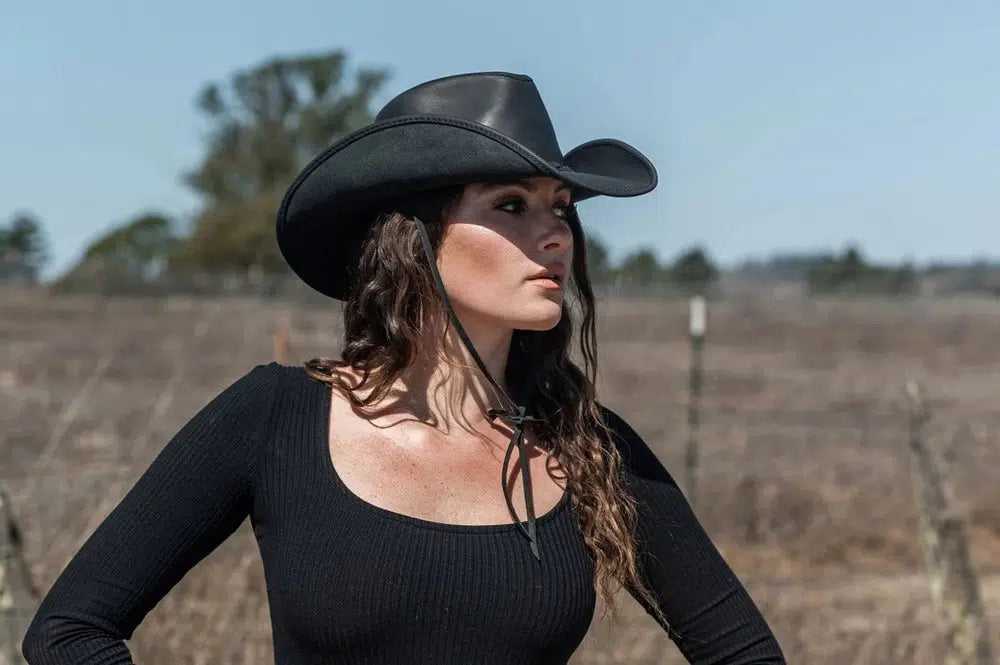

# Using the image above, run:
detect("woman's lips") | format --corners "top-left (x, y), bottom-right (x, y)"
top-left (530, 277), bottom-right (563, 289)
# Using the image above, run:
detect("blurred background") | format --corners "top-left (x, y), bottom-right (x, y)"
top-left (1, 1), bottom-right (998, 663)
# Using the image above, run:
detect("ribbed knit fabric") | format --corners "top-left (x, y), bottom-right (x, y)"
top-left (21, 362), bottom-right (785, 664)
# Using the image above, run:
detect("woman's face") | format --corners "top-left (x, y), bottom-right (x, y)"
top-left (436, 175), bottom-right (574, 333)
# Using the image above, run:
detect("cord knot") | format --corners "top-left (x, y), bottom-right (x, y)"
top-left (487, 405), bottom-right (544, 427)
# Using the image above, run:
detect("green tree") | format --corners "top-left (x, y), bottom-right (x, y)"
top-left (806, 244), bottom-right (917, 296)
top-left (886, 261), bottom-right (917, 295)
top-left (807, 244), bottom-right (866, 293)
top-left (618, 246), bottom-right (663, 285)
top-left (839, 245), bottom-right (865, 284)
top-left (668, 246), bottom-right (718, 294)
top-left (177, 51), bottom-right (390, 273)
top-left (55, 213), bottom-right (176, 289)
top-left (0, 212), bottom-right (50, 282)
top-left (584, 233), bottom-right (613, 283)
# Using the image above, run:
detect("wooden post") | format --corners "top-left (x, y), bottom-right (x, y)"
top-left (685, 296), bottom-right (706, 508)
top-left (0, 487), bottom-right (31, 665)
top-left (274, 315), bottom-right (291, 364)
top-left (904, 381), bottom-right (993, 665)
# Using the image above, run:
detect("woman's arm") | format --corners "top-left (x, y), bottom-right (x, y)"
top-left (20, 362), bottom-right (280, 665)
top-left (598, 403), bottom-right (786, 665)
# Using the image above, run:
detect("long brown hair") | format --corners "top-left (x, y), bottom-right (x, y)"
top-left (304, 185), bottom-right (670, 628)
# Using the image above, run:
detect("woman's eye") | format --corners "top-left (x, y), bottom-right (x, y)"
top-left (497, 197), bottom-right (527, 214)
top-left (496, 196), bottom-right (573, 220)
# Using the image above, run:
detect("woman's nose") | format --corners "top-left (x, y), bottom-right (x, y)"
top-left (538, 213), bottom-right (572, 249)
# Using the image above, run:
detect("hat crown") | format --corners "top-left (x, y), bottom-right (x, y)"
top-left (375, 72), bottom-right (564, 163)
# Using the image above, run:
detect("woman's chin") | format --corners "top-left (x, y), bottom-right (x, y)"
top-left (514, 301), bottom-right (564, 330)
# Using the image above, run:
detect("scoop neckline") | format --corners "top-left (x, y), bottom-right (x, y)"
top-left (312, 370), bottom-right (571, 534)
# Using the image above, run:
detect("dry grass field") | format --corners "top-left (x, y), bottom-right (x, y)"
top-left (2, 286), bottom-right (999, 663)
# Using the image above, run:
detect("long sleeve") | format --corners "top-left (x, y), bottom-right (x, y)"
top-left (20, 362), bottom-right (280, 665)
top-left (598, 404), bottom-right (786, 664)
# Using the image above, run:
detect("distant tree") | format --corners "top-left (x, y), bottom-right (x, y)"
top-left (668, 246), bottom-right (718, 294)
top-left (807, 244), bottom-right (864, 293)
top-left (840, 245), bottom-right (865, 284)
top-left (618, 246), bottom-right (664, 285)
top-left (805, 257), bottom-right (840, 293)
top-left (736, 252), bottom-right (844, 283)
top-left (886, 261), bottom-right (918, 296)
top-left (177, 51), bottom-right (390, 273)
top-left (55, 213), bottom-right (176, 289)
top-left (807, 243), bottom-right (917, 296)
top-left (769, 252), bottom-right (837, 279)
top-left (584, 233), bottom-right (613, 283)
top-left (0, 212), bottom-right (50, 282)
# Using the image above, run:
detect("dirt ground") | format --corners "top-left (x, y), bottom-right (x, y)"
top-left (2, 287), bottom-right (998, 663)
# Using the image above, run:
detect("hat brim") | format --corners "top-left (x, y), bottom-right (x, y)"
top-left (276, 116), bottom-right (657, 299)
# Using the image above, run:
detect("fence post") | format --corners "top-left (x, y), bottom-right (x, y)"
top-left (904, 381), bottom-right (993, 665)
top-left (1, 487), bottom-right (31, 665)
top-left (685, 296), bottom-right (706, 508)
top-left (274, 315), bottom-right (291, 364)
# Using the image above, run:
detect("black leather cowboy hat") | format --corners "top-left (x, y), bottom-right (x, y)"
top-left (275, 71), bottom-right (657, 301)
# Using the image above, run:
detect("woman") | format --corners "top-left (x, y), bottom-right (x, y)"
top-left (21, 72), bottom-right (785, 664)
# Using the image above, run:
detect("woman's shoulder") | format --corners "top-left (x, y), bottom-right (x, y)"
top-left (211, 361), bottom-right (308, 419)
top-left (204, 362), bottom-right (285, 426)
top-left (263, 361), bottom-right (337, 405)
top-left (594, 400), bottom-right (680, 489)
top-left (257, 361), bottom-right (314, 384)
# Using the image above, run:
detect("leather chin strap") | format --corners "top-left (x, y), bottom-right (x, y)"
top-left (412, 215), bottom-right (544, 562)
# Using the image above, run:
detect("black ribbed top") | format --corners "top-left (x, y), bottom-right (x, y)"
top-left (21, 362), bottom-right (785, 664)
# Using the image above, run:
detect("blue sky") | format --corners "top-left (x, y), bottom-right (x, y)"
top-left (2, 1), bottom-right (998, 281)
